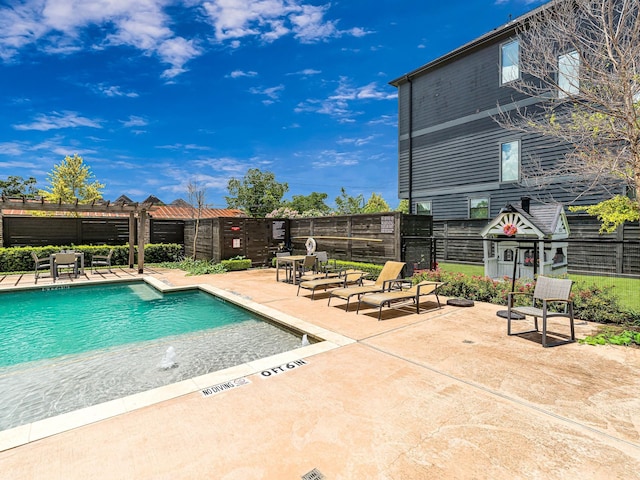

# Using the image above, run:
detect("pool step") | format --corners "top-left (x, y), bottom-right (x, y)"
top-left (127, 284), bottom-right (163, 301)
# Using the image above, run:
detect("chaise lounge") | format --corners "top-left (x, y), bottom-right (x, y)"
top-left (297, 270), bottom-right (367, 299)
top-left (357, 280), bottom-right (445, 321)
top-left (328, 260), bottom-right (406, 310)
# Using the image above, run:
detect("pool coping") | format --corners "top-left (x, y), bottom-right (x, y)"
top-left (0, 276), bottom-right (355, 452)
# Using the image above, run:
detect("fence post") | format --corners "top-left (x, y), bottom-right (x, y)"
top-left (616, 225), bottom-right (624, 274)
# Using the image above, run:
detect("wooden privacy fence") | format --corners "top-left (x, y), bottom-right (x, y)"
top-left (185, 213), bottom-right (434, 273)
top-left (1, 216), bottom-right (183, 247)
top-left (433, 217), bottom-right (640, 276)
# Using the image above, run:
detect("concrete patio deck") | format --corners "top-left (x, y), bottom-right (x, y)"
top-left (1, 267), bottom-right (639, 479)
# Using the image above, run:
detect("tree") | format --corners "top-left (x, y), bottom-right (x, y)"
top-left (225, 168), bottom-right (288, 218)
top-left (39, 154), bottom-right (104, 203)
top-left (187, 179), bottom-right (208, 259)
top-left (287, 192), bottom-right (331, 215)
top-left (395, 199), bottom-right (410, 214)
top-left (334, 187), bottom-right (364, 215)
top-left (497, 0), bottom-right (640, 231)
top-left (0, 175), bottom-right (37, 197)
top-left (363, 193), bottom-right (391, 213)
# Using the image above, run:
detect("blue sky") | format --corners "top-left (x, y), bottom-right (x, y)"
top-left (0, 0), bottom-right (544, 209)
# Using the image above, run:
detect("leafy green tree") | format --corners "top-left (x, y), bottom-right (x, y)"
top-left (39, 154), bottom-right (104, 203)
top-left (334, 187), bottom-right (364, 215)
top-left (287, 192), bottom-right (331, 215)
top-left (225, 168), bottom-right (288, 218)
top-left (570, 196), bottom-right (639, 233)
top-left (0, 175), bottom-right (37, 197)
top-left (395, 199), bottom-right (410, 214)
top-left (363, 193), bottom-right (391, 213)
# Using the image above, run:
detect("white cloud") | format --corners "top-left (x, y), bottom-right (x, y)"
top-left (121, 116), bottom-right (149, 128)
top-left (337, 135), bottom-right (376, 147)
top-left (0, 0), bottom-right (201, 78)
top-left (287, 68), bottom-right (321, 76)
top-left (156, 143), bottom-right (211, 151)
top-left (0, 142), bottom-right (27, 156)
top-left (95, 84), bottom-right (139, 98)
top-left (0, 1), bottom-right (367, 74)
top-left (228, 70), bottom-right (258, 78)
top-left (249, 84), bottom-right (285, 102)
top-left (13, 111), bottom-right (103, 131)
top-left (201, 0), bottom-right (369, 44)
top-left (295, 78), bottom-right (396, 122)
top-left (311, 150), bottom-right (360, 168)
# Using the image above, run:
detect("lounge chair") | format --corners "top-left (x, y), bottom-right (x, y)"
top-left (357, 280), bottom-right (444, 321)
top-left (31, 251), bottom-right (51, 281)
top-left (295, 255), bottom-right (320, 282)
top-left (297, 270), bottom-right (367, 299)
top-left (507, 276), bottom-right (575, 347)
top-left (91, 249), bottom-right (114, 273)
top-left (328, 261), bottom-right (406, 309)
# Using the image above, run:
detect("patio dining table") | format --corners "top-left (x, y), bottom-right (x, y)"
top-left (49, 252), bottom-right (85, 281)
top-left (275, 255), bottom-right (308, 285)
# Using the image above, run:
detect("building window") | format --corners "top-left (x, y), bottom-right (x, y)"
top-left (501, 40), bottom-right (519, 84)
top-left (500, 140), bottom-right (520, 182)
top-left (469, 198), bottom-right (489, 219)
top-left (558, 50), bottom-right (580, 98)
top-left (416, 201), bottom-right (432, 215)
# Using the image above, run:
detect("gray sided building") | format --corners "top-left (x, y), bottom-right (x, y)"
top-left (389, 3), bottom-right (623, 220)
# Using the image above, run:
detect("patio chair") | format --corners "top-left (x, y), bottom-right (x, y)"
top-left (54, 252), bottom-right (79, 281)
top-left (275, 252), bottom-right (293, 283)
top-left (328, 261), bottom-right (406, 310)
top-left (357, 280), bottom-right (444, 321)
top-left (91, 249), bottom-right (114, 273)
top-left (31, 251), bottom-right (51, 281)
top-left (295, 255), bottom-right (320, 282)
top-left (507, 276), bottom-right (575, 347)
top-left (297, 270), bottom-right (367, 299)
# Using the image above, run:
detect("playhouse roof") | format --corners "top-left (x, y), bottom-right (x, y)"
top-left (481, 200), bottom-right (569, 239)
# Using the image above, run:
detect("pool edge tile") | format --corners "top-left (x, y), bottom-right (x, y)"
top-left (28, 398), bottom-right (127, 444)
top-left (0, 424), bottom-right (31, 452)
top-left (121, 379), bottom-right (199, 412)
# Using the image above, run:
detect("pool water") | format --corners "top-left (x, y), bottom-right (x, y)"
top-left (0, 282), bottom-right (304, 431)
top-left (0, 283), bottom-right (250, 367)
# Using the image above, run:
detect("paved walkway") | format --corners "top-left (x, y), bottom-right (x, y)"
top-left (1, 268), bottom-right (639, 479)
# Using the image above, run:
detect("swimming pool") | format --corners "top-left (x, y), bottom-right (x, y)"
top-left (0, 281), bottom-right (306, 431)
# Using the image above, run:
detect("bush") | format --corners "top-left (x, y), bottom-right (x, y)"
top-left (159, 258), bottom-right (227, 276)
top-left (220, 257), bottom-right (252, 271)
top-left (271, 257), bottom-right (387, 280)
top-left (414, 268), bottom-right (637, 325)
top-left (0, 243), bottom-right (183, 273)
top-left (580, 326), bottom-right (640, 347)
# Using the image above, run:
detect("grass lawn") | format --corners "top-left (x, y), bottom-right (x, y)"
top-left (438, 262), bottom-right (640, 311)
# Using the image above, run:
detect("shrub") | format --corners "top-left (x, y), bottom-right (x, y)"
top-left (220, 257), bottom-right (252, 271)
top-left (414, 268), bottom-right (636, 325)
top-left (0, 243), bottom-right (183, 273)
top-left (159, 258), bottom-right (227, 276)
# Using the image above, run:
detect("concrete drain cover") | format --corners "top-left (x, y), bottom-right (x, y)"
top-left (302, 468), bottom-right (325, 480)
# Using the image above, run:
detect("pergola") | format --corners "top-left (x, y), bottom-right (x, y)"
top-left (0, 196), bottom-right (153, 273)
